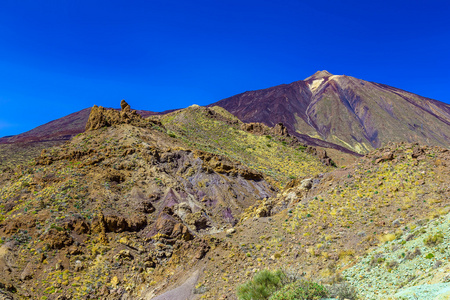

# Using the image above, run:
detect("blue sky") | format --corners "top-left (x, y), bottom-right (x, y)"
top-left (1, 0), bottom-right (449, 137)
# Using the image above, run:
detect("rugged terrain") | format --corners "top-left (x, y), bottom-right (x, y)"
top-left (0, 102), bottom-right (335, 299)
top-left (212, 70), bottom-right (450, 154)
top-left (0, 108), bottom-right (160, 170)
top-left (0, 101), bottom-right (449, 299)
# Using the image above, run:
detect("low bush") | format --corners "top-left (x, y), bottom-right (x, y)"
top-left (269, 280), bottom-right (328, 300)
top-left (424, 232), bottom-right (444, 246)
top-left (237, 269), bottom-right (287, 300)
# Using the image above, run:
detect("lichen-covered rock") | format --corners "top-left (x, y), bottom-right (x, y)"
top-left (43, 229), bottom-right (73, 249)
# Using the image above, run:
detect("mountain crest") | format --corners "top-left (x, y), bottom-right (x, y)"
top-left (305, 70), bottom-right (333, 81)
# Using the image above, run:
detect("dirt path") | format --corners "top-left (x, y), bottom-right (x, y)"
top-left (148, 270), bottom-right (200, 300)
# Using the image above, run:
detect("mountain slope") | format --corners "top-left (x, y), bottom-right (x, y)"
top-left (0, 101), bottom-right (449, 299)
top-left (212, 71), bottom-right (450, 153)
top-left (0, 101), bottom-right (331, 299)
top-left (157, 105), bottom-right (334, 187)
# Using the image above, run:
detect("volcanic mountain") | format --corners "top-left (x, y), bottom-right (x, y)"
top-left (212, 70), bottom-right (450, 153)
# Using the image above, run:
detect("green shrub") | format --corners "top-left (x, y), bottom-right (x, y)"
top-left (424, 232), bottom-right (444, 246)
top-left (237, 269), bottom-right (287, 300)
top-left (269, 280), bottom-right (328, 300)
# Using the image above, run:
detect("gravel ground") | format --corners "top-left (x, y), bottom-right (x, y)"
top-left (343, 213), bottom-right (450, 299)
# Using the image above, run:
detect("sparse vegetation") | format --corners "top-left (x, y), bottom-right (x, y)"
top-left (424, 231), bottom-right (444, 246)
top-left (237, 269), bottom-right (287, 300)
top-left (269, 280), bottom-right (328, 300)
top-left (326, 282), bottom-right (357, 300)
top-left (0, 103), bottom-right (449, 300)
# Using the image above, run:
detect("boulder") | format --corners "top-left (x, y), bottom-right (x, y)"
top-left (44, 229), bottom-right (73, 249)
top-left (120, 99), bottom-right (131, 112)
top-left (271, 123), bottom-right (290, 137)
top-left (412, 146), bottom-right (425, 158)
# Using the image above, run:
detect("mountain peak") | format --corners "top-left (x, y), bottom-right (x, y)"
top-left (305, 70), bottom-right (333, 81)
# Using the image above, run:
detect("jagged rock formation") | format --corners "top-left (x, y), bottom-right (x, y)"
top-left (85, 100), bottom-right (153, 131)
top-left (0, 104), bottom-right (161, 170)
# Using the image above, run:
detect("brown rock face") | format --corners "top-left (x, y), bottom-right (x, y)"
top-left (91, 213), bottom-right (147, 234)
top-left (153, 209), bottom-right (194, 240)
top-left (306, 146), bottom-right (334, 166)
top-left (272, 123), bottom-right (290, 137)
top-left (240, 122), bottom-right (267, 135)
top-left (375, 151), bottom-right (395, 163)
top-left (62, 217), bottom-right (90, 235)
top-left (85, 101), bottom-right (160, 131)
top-left (120, 99), bottom-right (131, 111)
top-left (171, 223), bottom-right (193, 241)
top-left (194, 150), bottom-right (264, 180)
top-left (184, 211), bottom-right (210, 231)
top-left (241, 122), bottom-right (289, 137)
top-left (44, 229), bottom-right (74, 249)
top-left (85, 105), bottom-right (140, 131)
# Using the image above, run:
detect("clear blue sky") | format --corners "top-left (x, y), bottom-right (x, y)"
top-left (1, 0), bottom-right (449, 137)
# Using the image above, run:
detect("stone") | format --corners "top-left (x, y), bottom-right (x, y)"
top-left (85, 101), bottom-right (157, 131)
top-left (174, 203), bottom-right (192, 220)
top-left (55, 260), bottom-right (64, 270)
top-left (20, 263), bottom-right (33, 281)
top-left (92, 213), bottom-right (147, 233)
top-left (271, 123), bottom-right (290, 136)
top-left (226, 228), bottom-right (236, 234)
top-left (412, 147), bottom-right (425, 158)
top-left (120, 99), bottom-right (131, 112)
top-left (392, 218), bottom-right (404, 227)
top-left (74, 260), bottom-right (83, 272)
top-left (300, 178), bottom-right (314, 190)
top-left (44, 229), bottom-right (73, 249)
top-left (155, 214), bottom-right (176, 236)
top-left (185, 211), bottom-right (210, 231)
top-left (171, 223), bottom-right (193, 241)
top-left (114, 250), bottom-right (133, 261)
top-left (376, 151), bottom-right (395, 163)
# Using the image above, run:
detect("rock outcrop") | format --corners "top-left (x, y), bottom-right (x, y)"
top-left (85, 100), bottom-right (154, 131)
